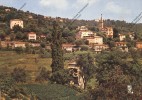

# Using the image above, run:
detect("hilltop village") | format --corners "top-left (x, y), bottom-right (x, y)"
top-left (1, 8), bottom-right (142, 53)
top-left (0, 5), bottom-right (142, 100)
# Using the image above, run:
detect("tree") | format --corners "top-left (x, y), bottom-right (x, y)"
top-left (113, 28), bottom-right (119, 38)
top-left (15, 31), bottom-right (24, 40)
top-left (0, 75), bottom-right (29, 99)
top-left (11, 67), bottom-right (27, 83)
top-left (75, 39), bottom-right (84, 46)
top-left (13, 25), bottom-right (23, 33)
top-left (94, 49), bottom-right (142, 99)
top-left (40, 42), bottom-right (46, 48)
top-left (77, 53), bottom-right (96, 88)
top-left (35, 67), bottom-right (50, 82)
top-left (51, 21), bottom-right (64, 72)
top-left (80, 45), bottom-right (89, 51)
top-left (14, 47), bottom-right (24, 54)
top-left (51, 69), bottom-right (71, 85)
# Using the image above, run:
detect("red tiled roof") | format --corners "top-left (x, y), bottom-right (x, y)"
top-left (62, 44), bottom-right (75, 47)
top-left (28, 32), bottom-right (36, 35)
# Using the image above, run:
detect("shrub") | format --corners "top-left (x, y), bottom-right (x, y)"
top-left (51, 69), bottom-right (72, 85)
top-left (14, 47), bottom-right (24, 54)
top-left (11, 67), bottom-right (27, 83)
top-left (35, 67), bottom-right (51, 82)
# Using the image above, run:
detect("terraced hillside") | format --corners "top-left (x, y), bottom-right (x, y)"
top-left (0, 51), bottom-right (52, 82)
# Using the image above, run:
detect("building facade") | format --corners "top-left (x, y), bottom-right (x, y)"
top-left (28, 32), bottom-right (37, 40)
top-left (10, 19), bottom-right (23, 29)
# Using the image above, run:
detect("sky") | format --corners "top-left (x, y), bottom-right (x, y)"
top-left (0, 0), bottom-right (142, 23)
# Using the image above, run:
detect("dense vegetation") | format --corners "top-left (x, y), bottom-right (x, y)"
top-left (0, 5), bottom-right (142, 100)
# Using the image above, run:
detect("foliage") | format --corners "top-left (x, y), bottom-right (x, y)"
top-left (40, 42), bottom-right (46, 48)
top-left (75, 39), bottom-right (84, 46)
top-left (11, 67), bottom-right (27, 83)
top-left (94, 49), bottom-right (142, 99)
top-left (13, 25), bottom-right (23, 33)
top-left (64, 53), bottom-right (75, 60)
top-left (35, 67), bottom-right (51, 82)
top-left (21, 83), bottom-right (84, 100)
top-left (80, 45), bottom-right (89, 51)
top-left (14, 47), bottom-right (24, 54)
top-left (0, 75), bottom-right (29, 99)
top-left (39, 48), bottom-right (51, 58)
top-left (51, 21), bottom-right (64, 72)
top-left (51, 69), bottom-right (72, 85)
top-left (15, 31), bottom-right (26, 40)
top-left (77, 53), bottom-right (96, 88)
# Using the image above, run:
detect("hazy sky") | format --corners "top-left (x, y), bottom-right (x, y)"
top-left (0, 0), bottom-right (142, 23)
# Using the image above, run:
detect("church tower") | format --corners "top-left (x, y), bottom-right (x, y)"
top-left (98, 14), bottom-right (104, 30)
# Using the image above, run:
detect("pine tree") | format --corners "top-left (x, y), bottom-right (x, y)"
top-left (51, 21), bottom-right (64, 72)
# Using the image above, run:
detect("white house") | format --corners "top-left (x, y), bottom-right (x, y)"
top-left (92, 44), bottom-right (108, 53)
top-left (119, 34), bottom-right (126, 41)
top-left (28, 32), bottom-right (36, 40)
top-left (87, 36), bottom-right (103, 45)
top-left (14, 42), bottom-right (26, 48)
top-left (62, 44), bottom-right (75, 52)
top-left (10, 19), bottom-right (23, 29)
top-left (76, 30), bottom-right (95, 39)
top-left (101, 27), bottom-right (113, 38)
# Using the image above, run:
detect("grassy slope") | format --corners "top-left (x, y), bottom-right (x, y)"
top-left (0, 51), bottom-right (86, 99)
top-left (21, 83), bottom-right (84, 100)
top-left (0, 51), bottom-right (52, 82)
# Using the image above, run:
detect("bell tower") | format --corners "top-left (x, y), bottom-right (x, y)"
top-left (98, 14), bottom-right (104, 30)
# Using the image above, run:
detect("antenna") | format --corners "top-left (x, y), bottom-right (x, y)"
top-left (71, 2), bottom-right (89, 24)
top-left (130, 12), bottom-right (142, 29)
top-left (131, 12), bottom-right (142, 24)
top-left (63, 2), bottom-right (89, 29)
top-left (19, 3), bottom-right (26, 10)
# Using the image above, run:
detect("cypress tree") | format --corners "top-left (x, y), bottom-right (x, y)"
top-left (51, 21), bottom-right (64, 72)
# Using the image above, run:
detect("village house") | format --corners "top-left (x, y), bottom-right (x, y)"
top-left (136, 42), bottom-right (142, 49)
top-left (77, 26), bottom-right (88, 31)
top-left (62, 44), bottom-right (75, 52)
top-left (76, 26), bottom-right (95, 39)
top-left (119, 33), bottom-right (135, 41)
top-left (28, 15), bottom-right (33, 19)
top-left (101, 27), bottom-right (113, 38)
top-left (115, 42), bottom-right (128, 52)
top-left (10, 19), bottom-right (23, 29)
top-left (115, 42), bottom-right (127, 47)
top-left (30, 43), bottom-right (40, 47)
top-left (0, 41), bottom-right (14, 48)
top-left (76, 30), bottom-right (95, 39)
top-left (44, 16), bottom-right (52, 19)
top-left (39, 34), bottom-right (46, 40)
top-left (28, 32), bottom-right (37, 40)
top-left (87, 36), bottom-right (103, 45)
top-left (5, 36), bottom-right (11, 41)
top-left (14, 42), bottom-right (26, 48)
top-left (92, 44), bottom-right (109, 53)
top-left (119, 34), bottom-right (126, 41)
top-left (5, 8), bottom-right (11, 12)
top-left (128, 32), bottom-right (135, 40)
top-left (68, 61), bottom-right (85, 89)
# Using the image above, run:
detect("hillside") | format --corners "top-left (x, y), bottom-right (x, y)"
top-left (1, 5), bottom-right (142, 100)
top-left (1, 5), bottom-right (142, 37)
